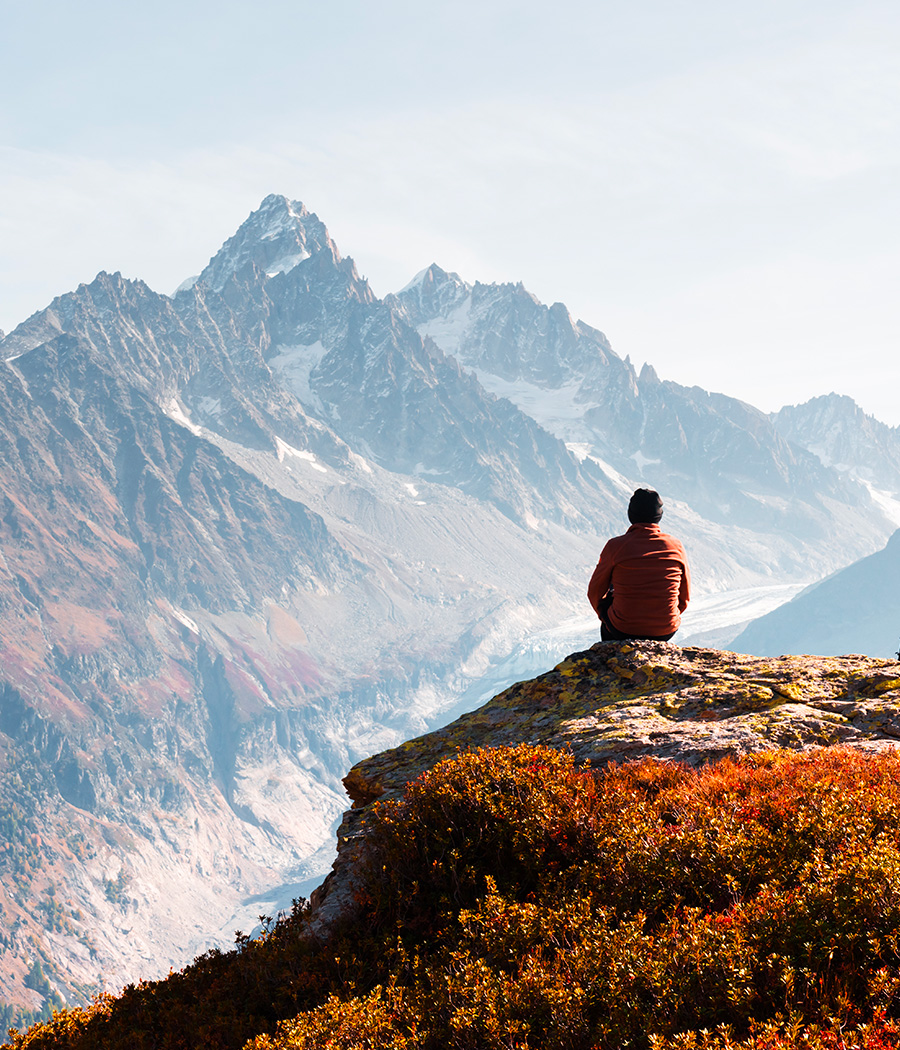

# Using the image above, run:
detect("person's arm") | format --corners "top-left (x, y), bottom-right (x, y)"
top-left (587, 541), bottom-right (615, 616)
top-left (678, 554), bottom-right (691, 613)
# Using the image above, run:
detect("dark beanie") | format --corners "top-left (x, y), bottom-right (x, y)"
top-left (628, 488), bottom-right (663, 524)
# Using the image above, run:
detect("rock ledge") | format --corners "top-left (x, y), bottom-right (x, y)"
top-left (310, 642), bottom-right (900, 929)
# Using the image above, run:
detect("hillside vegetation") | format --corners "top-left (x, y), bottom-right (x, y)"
top-left (8, 743), bottom-right (900, 1049)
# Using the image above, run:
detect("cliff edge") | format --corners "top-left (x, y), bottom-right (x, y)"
top-left (311, 640), bottom-right (900, 928)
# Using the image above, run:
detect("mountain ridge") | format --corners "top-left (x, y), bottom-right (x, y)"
top-left (734, 526), bottom-right (900, 659)
top-left (772, 391), bottom-right (900, 500)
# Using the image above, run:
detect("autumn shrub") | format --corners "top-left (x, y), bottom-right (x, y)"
top-left (257, 745), bottom-right (900, 1049)
top-left (10, 744), bottom-right (900, 1050)
top-left (0, 907), bottom-right (345, 1050)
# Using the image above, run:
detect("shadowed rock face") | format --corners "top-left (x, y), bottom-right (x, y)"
top-left (734, 528), bottom-right (900, 660)
top-left (310, 641), bottom-right (900, 932)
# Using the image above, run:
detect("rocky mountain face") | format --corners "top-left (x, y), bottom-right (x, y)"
top-left (0, 195), bottom-right (895, 1014)
top-left (0, 196), bottom-right (626, 1013)
top-left (772, 393), bottom-right (900, 501)
top-left (393, 265), bottom-right (886, 583)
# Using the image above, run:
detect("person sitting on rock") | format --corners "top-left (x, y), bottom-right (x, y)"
top-left (587, 487), bottom-right (690, 642)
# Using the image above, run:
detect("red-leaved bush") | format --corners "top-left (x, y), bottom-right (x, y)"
top-left (10, 745), bottom-right (900, 1049)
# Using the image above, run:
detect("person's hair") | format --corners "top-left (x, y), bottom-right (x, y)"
top-left (628, 487), bottom-right (663, 524)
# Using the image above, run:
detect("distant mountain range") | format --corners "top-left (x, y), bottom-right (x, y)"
top-left (0, 194), bottom-right (895, 1013)
top-left (731, 394), bottom-right (900, 660)
top-left (392, 264), bottom-right (892, 580)
top-left (734, 527), bottom-right (900, 659)
top-left (773, 393), bottom-right (900, 515)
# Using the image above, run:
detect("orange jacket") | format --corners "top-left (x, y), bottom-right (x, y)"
top-left (587, 523), bottom-right (690, 637)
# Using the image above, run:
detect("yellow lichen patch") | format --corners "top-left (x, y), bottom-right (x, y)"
top-left (771, 682), bottom-right (804, 702)
top-left (751, 686), bottom-right (775, 701)
top-left (556, 656), bottom-right (590, 678)
top-left (607, 658), bottom-right (635, 680)
top-left (869, 677), bottom-right (900, 695)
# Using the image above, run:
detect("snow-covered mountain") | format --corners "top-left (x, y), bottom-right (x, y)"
top-left (0, 197), bottom-right (627, 1012)
top-left (772, 393), bottom-right (900, 511)
top-left (733, 528), bottom-right (900, 659)
top-left (392, 263), bottom-right (889, 581)
top-left (0, 194), bottom-right (895, 1015)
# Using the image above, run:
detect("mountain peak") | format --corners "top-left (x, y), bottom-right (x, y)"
top-left (391, 263), bottom-right (470, 324)
top-left (258, 192), bottom-right (309, 219)
top-left (398, 263), bottom-right (440, 294)
top-left (194, 194), bottom-right (337, 293)
top-left (639, 361), bottom-right (660, 385)
top-left (399, 262), bottom-right (467, 295)
top-left (771, 392), bottom-right (900, 498)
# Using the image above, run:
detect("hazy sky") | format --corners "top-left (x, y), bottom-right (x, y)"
top-left (2, 0), bottom-right (898, 422)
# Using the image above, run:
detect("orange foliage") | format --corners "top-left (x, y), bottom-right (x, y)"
top-left (10, 745), bottom-right (900, 1049)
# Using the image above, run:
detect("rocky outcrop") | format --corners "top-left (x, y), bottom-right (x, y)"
top-left (310, 641), bottom-right (900, 931)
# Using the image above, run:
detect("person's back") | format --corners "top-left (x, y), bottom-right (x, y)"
top-left (587, 488), bottom-right (690, 642)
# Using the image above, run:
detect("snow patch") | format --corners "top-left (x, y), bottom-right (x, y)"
top-left (417, 297), bottom-right (472, 356)
top-left (173, 275), bottom-right (199, 295)
top-left (349, 451), bottom-right (373, 474)
top-left (587, 454), bottom-right (635, 491)
top-left (171, 608), bottom-right (200, 635)
top-left (399, 267), bottom-right (432, 294)
top-left (631, 449), bottom-right (661, 472)
top-left (275, 437), bottom-right (327, 472)
top-left (266, 250), bottom-right (310, 277)
top-left (566, 442), bottom-right (592, 462)
top-left (863, 482), bottom-right (900, 528)
top-left (167, 399), bottom-right (201, 436)
top-left (404, 483), bottom-right (420, 498)
top-left (472, 372), bottom-right (593, 443)
top-left (270, 342), bottom-right (327, 411)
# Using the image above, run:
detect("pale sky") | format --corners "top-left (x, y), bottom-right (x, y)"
top-left (2, 0), bottom-right (899, 423)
